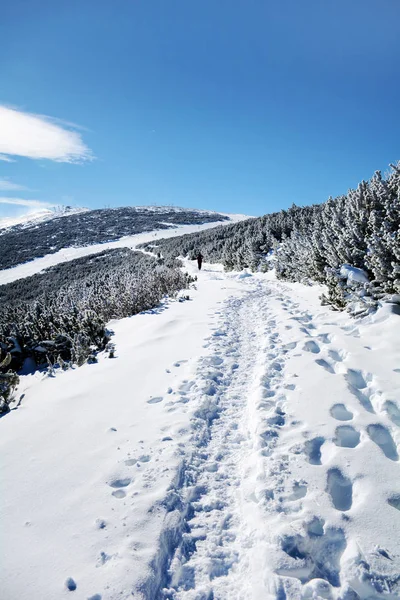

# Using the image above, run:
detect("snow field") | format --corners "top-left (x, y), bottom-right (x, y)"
top-left (1, 260), bottom-right (400, 599)
top-left (238, 281), bottom-right (400, 599)
top-left (138, 273), bottom-right (400, 599)
top-left (0, 263), bottom-right (248, 600)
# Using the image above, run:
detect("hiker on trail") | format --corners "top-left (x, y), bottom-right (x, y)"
top-left (197, 252), bottom-right (204, 271)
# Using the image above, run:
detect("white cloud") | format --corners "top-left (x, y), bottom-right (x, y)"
top-left (0, 178), bottom-right (28, 191)
top-left (0, 197), bottom-right (55, 208)
top-left (0, 154), bottom-right (16, 162)
top-left (0, 105), bottom-right (93, 163)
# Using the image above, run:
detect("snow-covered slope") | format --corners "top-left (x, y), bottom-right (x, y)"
top-left (0, 205), bottom-right (225, 230)
top-left (0, 205), bottom-right (88, 230)
top-left (0, 212), bottom-right (249, 285)
top-left (1, 261), bottom-right (400, 600)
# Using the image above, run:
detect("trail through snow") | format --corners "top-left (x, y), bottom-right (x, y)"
top-left (1, 262), bottom-right (400, 599)
top-left (149, 277), bottom-right (400, 600)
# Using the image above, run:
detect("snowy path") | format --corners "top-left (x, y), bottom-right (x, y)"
top-left (153, 288), bottom-right (274, 599)
top-left (1, 265), bottom-right (400, 599)
top-left (142, 278), bottom-right (400, 600)
top-left (244, 283), bottom-right (400, 600)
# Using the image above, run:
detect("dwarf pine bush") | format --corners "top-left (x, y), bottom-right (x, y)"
top-left (0, 250), bottom-right (194, 403)
top-left (142, 162), bottom-right (400, 311)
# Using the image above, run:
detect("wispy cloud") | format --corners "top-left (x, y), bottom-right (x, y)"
top-left (0, 153), bottom-right (16, 162)
top-left (0, 105), bottom-right (93, 163)
top-left (0, 178), bottom-right (29, 191)
top-left (0, 197), bottom-right (55, 208)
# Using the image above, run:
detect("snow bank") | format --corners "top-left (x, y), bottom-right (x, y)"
top-left (237, 269), bottom-right (253, 279)
top-left (340, 263), bottom-right (370, 284)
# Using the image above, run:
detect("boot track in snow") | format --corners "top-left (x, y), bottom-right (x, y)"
top-left (2, 268), bottom-right (400, 600)
top-left (140, 279), bottom-right (400, 600)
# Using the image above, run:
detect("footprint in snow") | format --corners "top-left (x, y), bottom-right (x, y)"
top-left (283, 341), bottom-right (297, 351)
top-left (376, 547), bottom-right (392, 560)
top-left (284, 383), bottom-right (296, 390)
top-left (307, 516), bottom-right (325, 537)
top-left (289, 481), bottom-right (307, 500)
top-left (330, 404), bottom-right (353, 421)
top-left (97, 551), bottom-right (112, 566)
top-left (292, 315), bottom-right (313, 325)
top-left (269, 361), bottom-right (283, 373)
top-left (109, 478), bottom-right (131, 498)
top-left (267, 412), bottom-right (285, 427)
top-left (326, 468), bottom-right (353, 511)
top-left (179, 381), bottom-right (194, 393)
top-left (367, 424), bottom-right (399, 461)
top-left (388, 496), bottom-right (400, 511)
top-left (315, 358), bottom-right (335, 374)
top-left (345, 368), bottom-right (370, 389)
top-left (317, 333), bottom-right (332, 344)
top-left (334, 425), bottom-right (360, 448)
top-left (384, 401), bottom-right (400, 427)
top-left (303, 340), bottom-right (320, 354)
top-left (205, 355), bottom-right (224, 366)
top-left (347, 385), bottom-right (375, 414)
top-left (304, 437), bottom-right (325, 465)
top-left (277, 520), bottom-right (346, 587)
top-left (327, 349), bottom-right (345, 362)
top-left (65, 578), bottom-right (77, 591)
top-left (109, 478), bottom-right (131, 488)
top-left (138, 454), bottom-right (151, 463)
top-left (112, 490), bottom-right (126, 499)
top-left (259, 428), bottom-right (279, 450)
top-left (147, 397), bottom-right (163, 404)
top-left (95, 519), bottom-right (107, 529)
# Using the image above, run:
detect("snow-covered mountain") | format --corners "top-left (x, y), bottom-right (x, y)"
top-left (0, 207), bottom-right (248, 285)
top-left (0, 204), bottom-right (89, 230)
top-left (0, 204), bottom-right (245, 232)
top-left (0, 204), bottom-right (247, 272)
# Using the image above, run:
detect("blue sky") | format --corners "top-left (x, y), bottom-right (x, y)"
top-left (0, 0), bottom-right (399, 218)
